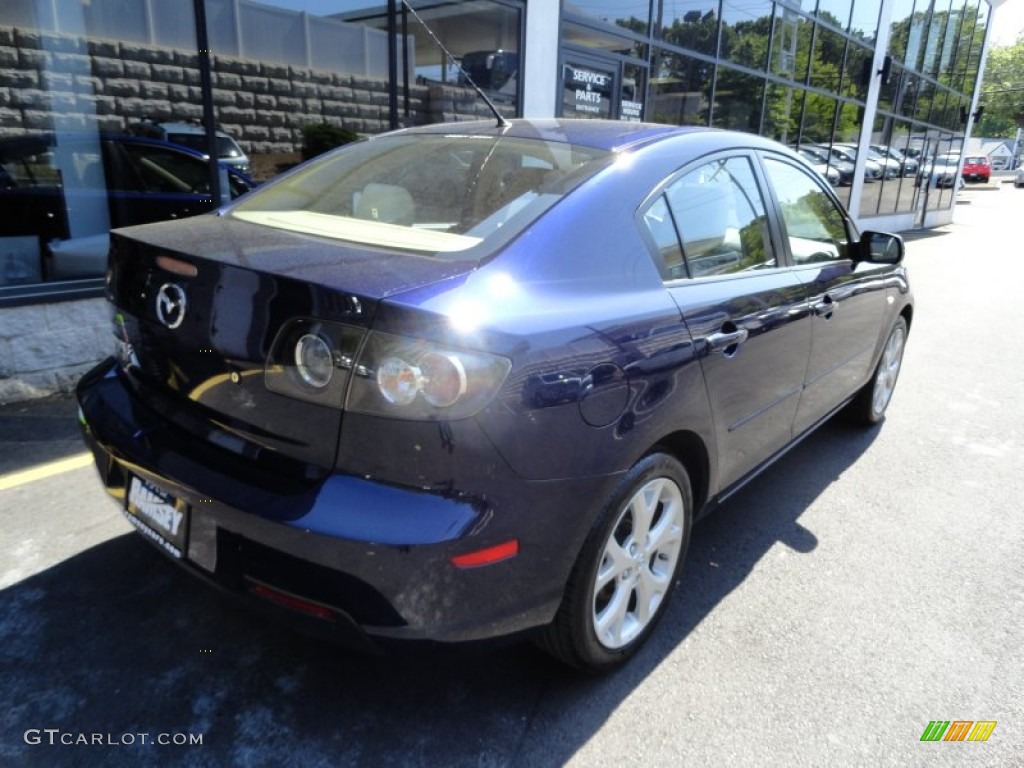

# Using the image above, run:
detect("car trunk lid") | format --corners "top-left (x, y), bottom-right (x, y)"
top-left (107, 216), bottom-right (478, 478)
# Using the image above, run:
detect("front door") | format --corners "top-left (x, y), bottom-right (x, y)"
top-left (759, 154), bottom-right (887, 435)
top-left (652, 153), bottom-right (811, 489)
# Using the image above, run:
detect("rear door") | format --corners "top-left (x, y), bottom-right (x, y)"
top-left (759, 154), bottom-right (887, 435)
top-left (645, 153), bottom-right (811, 489)
top-left (104, 139), bottom-right (218, 227)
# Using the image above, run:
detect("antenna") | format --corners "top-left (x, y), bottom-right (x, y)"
top-left (399, 0), bottom-right (509, 128)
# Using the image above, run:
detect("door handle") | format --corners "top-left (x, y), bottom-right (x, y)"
top-left (707, 328), bottom-right (749, 353)
top-left (814, 295), bottom-right (837, 317)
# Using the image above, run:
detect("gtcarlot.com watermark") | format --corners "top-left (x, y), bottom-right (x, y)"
top-left (24, 729), bottom-right (203, 747)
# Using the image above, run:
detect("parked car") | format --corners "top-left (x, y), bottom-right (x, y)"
top-left (817, 144), bottom-right (883, 181)
top-left (868, 147), bottom-right (902, 179)
top-left (799, 145), bottom-right (854, 185)
top-left (0, 132), bottom-right (253, 280)
top-left (1015, 162), bottom-right (1024, 188)
top-left (459, 50), bottom-right (519, 98)
top-left (960, 154), bottom-right (990, 183)
top-left (871, 144), bottom-right (918, 176)
top-left (795, 147), bottom-right (840, 185)
top-left (77, 119), bottom-right (912, 671)
top-left (836, 143), bottom-right (899, 179)
top-left (915, 154), bottom-right (962, 188)
top-left (128, 120), bottom-right (252, 175)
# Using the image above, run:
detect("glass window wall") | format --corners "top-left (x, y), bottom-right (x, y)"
top-left (657, 0), bottom-right (721, 57)
top-left (719, 0), bottom-right (773, 70)
top-left (769, 6), bottom-right (812, 83)
top-left (564, 0), bottom-right (651, 34)
top-left (712, 68), bottom-right (765, 131)
top-left (0, 0), bottom-right (526, 299)
top-left (649, 48), bottom-right (713, 125)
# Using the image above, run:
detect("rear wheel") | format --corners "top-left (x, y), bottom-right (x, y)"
top-left (539, 453), bottom-right (692, 671)
top-left (848, 316), bottom-right (907, 425)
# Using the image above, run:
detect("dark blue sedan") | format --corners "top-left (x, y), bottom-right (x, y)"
top-left (76, 119), bottom-right (912, 671)
top-left (0, 132), bottom-right (252, 281)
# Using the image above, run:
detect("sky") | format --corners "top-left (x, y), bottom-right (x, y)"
top-left (991, 0), bottom-right (1024, 47)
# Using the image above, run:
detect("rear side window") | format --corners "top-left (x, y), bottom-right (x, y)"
top-left (644, 155), bottom-right (774, 279)
top-left (0, 147), bottom-right (62, 189)
top-left (762, 157), bottom-right (849, 265)
top-left (119, 143), bottom-right (209, 194)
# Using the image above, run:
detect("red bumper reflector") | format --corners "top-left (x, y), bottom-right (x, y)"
top-left (156, 255), bottom-right (198, 277)
top-left (450, 539), bottom-right (519, 568)
top-left (248, 582), bottom-right (336, 621)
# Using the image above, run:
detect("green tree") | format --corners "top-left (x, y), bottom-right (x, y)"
top-left (977, 38), bottom-right (1024, 137)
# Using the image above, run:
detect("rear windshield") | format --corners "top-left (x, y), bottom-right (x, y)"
top-left (229, 133), bottom-right (611, 256)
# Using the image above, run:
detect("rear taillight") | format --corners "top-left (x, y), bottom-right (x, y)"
top-left (265, 319), bottom-right (364, 407)
top-left (347, 331), bottom-right (510, 420)
top-left (265, 321), bottom-right (510, 419)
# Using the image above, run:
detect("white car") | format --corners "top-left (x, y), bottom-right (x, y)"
top-left (1015, 163), bottom-right (1024, 188)
top-left (820, 144), bottom-right (883, 181)
top-left (128, 120), bottom-right (251, 175)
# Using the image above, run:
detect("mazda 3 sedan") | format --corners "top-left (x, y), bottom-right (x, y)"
top-left (77, 119), bottom-right (912, 671)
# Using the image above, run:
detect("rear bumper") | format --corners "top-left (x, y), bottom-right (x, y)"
top-left (77, 358), bottom-right (613, 646)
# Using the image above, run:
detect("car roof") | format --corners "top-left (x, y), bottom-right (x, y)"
top-left (157, 122), bottom-right (234, 139)
top-left (387, 118), bottom-right (725, 153)
top-left (0, 131), bottom-right (237, 169)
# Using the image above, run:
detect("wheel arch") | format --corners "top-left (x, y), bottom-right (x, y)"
top-left (900, 303), bottom-right (913, 332)
top-left (648, 430), bottom-right (711, 517)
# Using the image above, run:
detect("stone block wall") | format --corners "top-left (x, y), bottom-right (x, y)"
top-left (0, 25), bottom-right (513, 153)
top-left (0, 27), bottom-right (514, 403)
top-left (0, 298), bottom-right (109, 405)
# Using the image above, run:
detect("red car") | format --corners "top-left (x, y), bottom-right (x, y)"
top-left (961, 155), bottom-right (991, 183)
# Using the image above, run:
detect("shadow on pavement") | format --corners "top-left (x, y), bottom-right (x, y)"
top-left (0, 394), bottom-right (82, 476)
top-left (0, 420), bottom-right (878, 767)
top-left (898, 227), bottom-right (952, 242)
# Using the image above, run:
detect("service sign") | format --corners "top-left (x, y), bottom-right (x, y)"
top-left (563, 63), bottom-right (613, 119)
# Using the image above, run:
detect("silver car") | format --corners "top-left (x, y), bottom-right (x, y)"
top-left (1015, 162), bottom-right (1024, 188)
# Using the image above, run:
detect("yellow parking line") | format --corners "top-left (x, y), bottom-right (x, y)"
top-left (0, 452), bottom-right (93, 491)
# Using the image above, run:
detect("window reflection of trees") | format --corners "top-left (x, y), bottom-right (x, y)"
top-left (650, 49), bottom-right (713, 125)
top-left (605, 0), bottom-right (989, 217)
top-left (657, 1), bottom-right (720, 57)
top-left (719, 0), bottom-right (772, 70)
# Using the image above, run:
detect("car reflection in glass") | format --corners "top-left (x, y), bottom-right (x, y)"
top-left (0, 132), bottom-right (252, 281)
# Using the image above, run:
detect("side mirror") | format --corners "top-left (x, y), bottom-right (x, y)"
top-left (858, 231), bottom-right (904, 265)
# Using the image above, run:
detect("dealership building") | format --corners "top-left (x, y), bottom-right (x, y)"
top-left (0, 0), bottom-right (1002, 398)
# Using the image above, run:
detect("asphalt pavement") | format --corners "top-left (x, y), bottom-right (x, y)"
top-left (1, 182), bottom-right (1022, 767)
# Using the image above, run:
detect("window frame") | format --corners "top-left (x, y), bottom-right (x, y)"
top-left (755, 149), bottom-right (858, 267)
top-left (636, 148), bottom-right (788, 283)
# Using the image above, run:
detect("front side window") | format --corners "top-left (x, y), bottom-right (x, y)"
top-left (662, 156), bottom-right (775, 278)
top-left (762, 156), bottom-right (849, 264)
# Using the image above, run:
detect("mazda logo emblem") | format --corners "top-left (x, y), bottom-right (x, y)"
top-left (155, 283), bottom-right (187, 329)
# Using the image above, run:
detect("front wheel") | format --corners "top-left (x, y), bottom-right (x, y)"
top-left (538, 453), bottom-right (692, 672)
top-left (847, 316), bottom-right (908, 425)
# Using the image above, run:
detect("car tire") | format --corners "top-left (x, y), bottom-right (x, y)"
top-left (538, 453), bottom-right (692, 672)
top-left (847, 316), bottom-right (908, 425)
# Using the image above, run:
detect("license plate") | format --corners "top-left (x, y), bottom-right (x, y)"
top-left (126, 476), bottom-right (189, 559)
